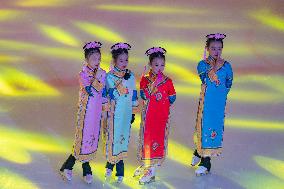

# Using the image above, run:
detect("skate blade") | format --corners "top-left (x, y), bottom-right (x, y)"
top-left (139, 176), bottom-right (155, 185)
top-left (59, 171), bottom-right (71, 181)
top-left (105, 176), bottom-right (111, 183)
top-left (195, 171), bottom-right (209, 177)
top-left (133, 171), bottom-right (143, 178)
top-left (83, 178), bottom-right (92, 184)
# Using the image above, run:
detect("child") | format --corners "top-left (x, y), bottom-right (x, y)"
top-left (59, 41), bottom-right (107, 184)
top-left (191, 33), bottom-right (233, 176)
top-left (135, 47), bottom-right (176, 184)
top-left (103, 42), bottom-right (139, 184)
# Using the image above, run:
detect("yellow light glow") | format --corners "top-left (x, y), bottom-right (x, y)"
top-left (226, 118), bottom-right (284, 131)
top-left (0, 9), bottom-right (24, 21)
top-left (0, 143), bottom-right (31, 164)
top-left (0, 168), bottom-right (39, 189)
top-left (95, 4), bottom-right (206, 15)
top-left (168, 140), bottom-right (193, 166)
top-left (39, 24), bottom-right (79, 46)
top-left (250, 9), bottom-right (284, 32)
top-left (236, 74), bottom-right (284, 94)
top-left (15, 0), bottom-right (67, 7)
top-left (229, 172), bottom-right (284, 189)
top-left (0, 66), bottom-right (60, 97)
top-left (152, 40), bottom-right (201, 62)
top-left (228, 88), bottom-right (283, 103)
top-left (74, 22), bottom-right (125, 43)
top-left (166, 63), bottom-right (200, 85)
top-left (0, 124), bottom-right (69, 164)
top-left (254, 156), bottom-right (284, 181)
top-left (0, 54), bottom-right (21, 63)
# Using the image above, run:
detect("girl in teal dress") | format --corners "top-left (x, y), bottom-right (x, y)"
top-left (103, 43), bottom-right (139, 184)
top-left (191, 33), bottom-right (233, 176)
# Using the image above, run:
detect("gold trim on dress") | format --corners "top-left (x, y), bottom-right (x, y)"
top-left (194, 84), bottom-right (223, 157)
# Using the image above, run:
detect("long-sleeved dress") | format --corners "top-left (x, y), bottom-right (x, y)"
top-left (72, 65), bottom-right (107, 162)
top-left (137, 71), bottom-right (176, 166)
top-left (103, 66), bottom-right (139, 164)
top-left (194, 56), bottom-right (233, 157)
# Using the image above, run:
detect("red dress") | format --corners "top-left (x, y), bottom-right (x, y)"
top-left (137, 71), bottom-right (176, 166)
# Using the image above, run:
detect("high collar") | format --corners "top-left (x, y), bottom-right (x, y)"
top-left (114, 66), bottom-right (126, 72)
top-left (149, 69), bottom-right (157, 79)
top-left (86, 64), bottom-right (97, 72)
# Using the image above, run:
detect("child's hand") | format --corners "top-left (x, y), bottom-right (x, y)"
top-left (154, 71), bottom-right (163, 86)
top-left (124, 69), bottom-right (131, 80)
top-left (131, 114), bottom-right (135, 124)
top-left (85, 86), bottom-right (94, 97)
top-left (96, 68), bottom-right (103, 81)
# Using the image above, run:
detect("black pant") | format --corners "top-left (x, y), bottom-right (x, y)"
top-left (193, 149), bottom-right (211, 171)
top-left (105, 160), bottom-right (124, 176)
top-left (60, 154), bottom-right (92, 176)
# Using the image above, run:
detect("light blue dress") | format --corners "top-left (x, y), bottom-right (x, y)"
top-left (104, 66), bottom-right (138, 164)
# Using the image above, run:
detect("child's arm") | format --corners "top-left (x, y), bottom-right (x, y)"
top-left (139, 76), bottom-right (152, 100)
top-left (79, 70), bottom-right (94, 96)
top-left (197, 61), bottom-right (214, 84)
top-left (107, 75), bottom-right (121, 101)
top-left (168, 79), bottom-right (176, 105)
top-left (225, 62), bottom-right (233, 93)
top-left (132, 74), bottom-right (139, 115)
top-left (100, 72), bottom-right (110, 112)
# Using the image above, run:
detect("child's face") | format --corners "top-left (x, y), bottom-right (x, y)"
top-left (114, 53), bottom-right (128, 70)
top-left (87, 52), bottom-right (101, 69)
top-left (207, 41), bottom-right (223, 60)
top-left (150, 57), bottom-right (165, 74)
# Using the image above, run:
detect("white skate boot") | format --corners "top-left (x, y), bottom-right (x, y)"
top-left (83, 174), bottom-right (93, 184)
top-left (139, 167), bottom-right (155, 185)
top-left (195, 166), bottom-right (209, 176)
top-left (191, 155), bottom-right (201, 166)
top-left (105, 168), bottom-right (112, 182)
top-left (116, 176), bottom-right (124, 184)
top-left (60, 169), bottom-right (72, 181)
top-left (133, 165), bottom-right (145, 177)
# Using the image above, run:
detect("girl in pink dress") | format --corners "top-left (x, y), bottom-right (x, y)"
top-left (59, 41), bottom-right (108, 184)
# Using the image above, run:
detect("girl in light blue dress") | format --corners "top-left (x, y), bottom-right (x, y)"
top-left (103, 42), bottom-right (139, 184)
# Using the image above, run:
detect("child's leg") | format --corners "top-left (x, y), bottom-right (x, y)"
top-left (199, 157), bottom-right (211, 171)
top-left (191, 149), bottom-right (201, 166)
top-left (193, 149), bottom-right (202, 158)
top-left (82, 162), bottom-right (92, 176)
top-left (105, 161), bottom-right (115, 171)
top-left (82, 162), bottom-right (93, 184)
top-left (60, 154), bottom-right (76, 171)
top-left (115, 160), bottom-right (124, 177)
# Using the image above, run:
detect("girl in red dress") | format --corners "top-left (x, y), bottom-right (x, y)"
top-left (135, 47), bottom-right (176, 184)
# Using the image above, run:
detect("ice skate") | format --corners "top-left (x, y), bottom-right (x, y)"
top-left (83, 174), bottom-right (93, 184)
top-left (139, 167), bottom-right (155, 185)
top-left (105, 168), bottom-right (112, 182)
top-left (133, 165), bottom-right (145, 177)
top-left (59, 169), bottom-right (72, 181)
top-left (116, 176), bottom-right (124, 184)
top-left (191, 155), bottom-right (201, 166)
top-left (195, 166), bottom-right (209, 176)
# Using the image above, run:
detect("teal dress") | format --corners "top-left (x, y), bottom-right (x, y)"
top-left (194, 56), bottom-right (233, 157)
top-left (104, 66), bottom-right (138, 164)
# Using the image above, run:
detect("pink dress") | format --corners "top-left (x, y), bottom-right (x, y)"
top-left (72, 64), bottom-right (107, 162)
